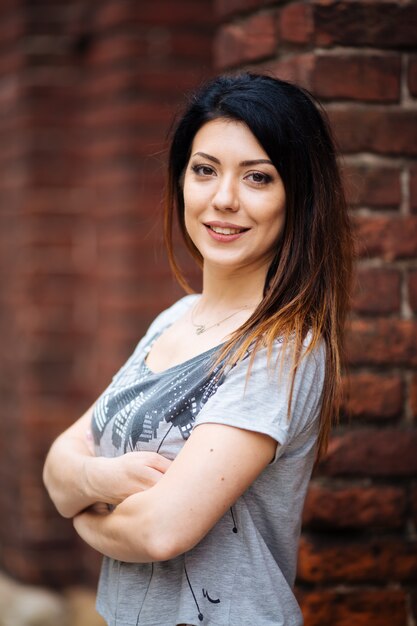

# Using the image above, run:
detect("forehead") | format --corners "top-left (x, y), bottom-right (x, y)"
top-left (191, 118), bottom-right (268, 158)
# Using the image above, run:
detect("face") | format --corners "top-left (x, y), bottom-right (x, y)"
top-left (183, 118), bottom-right (286, 275)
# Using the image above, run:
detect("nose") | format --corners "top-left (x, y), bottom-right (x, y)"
top-left (212, 174), bottom-right (239, 212)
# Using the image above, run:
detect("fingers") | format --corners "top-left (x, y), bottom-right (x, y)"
top-left (126, 451), bottom-right (172, 473)
top-left (148, 452), bottom-right (172, 472)
top-left (142, 466), bottom-right (167, 488)
top-left (88, 452), bottom-right (172, 504)
top-left (88, 501), bottom-right (111, 515)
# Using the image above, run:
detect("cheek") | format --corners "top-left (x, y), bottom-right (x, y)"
top-left (183, 184), bottom-right (202, 235)
top-left (184, 185), bottom-right (211, 232)
top-left (258, 197), bottom-right (286, 228)
top-left (183, 178), bottom-right (201, 214)
top-left (259, 203), bottom-right (286, 245)
top-left (269, 189), bottom-right (286, 223)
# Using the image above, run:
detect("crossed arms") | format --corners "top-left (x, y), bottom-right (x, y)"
top-left (43, 403), bottom-right (276, 564)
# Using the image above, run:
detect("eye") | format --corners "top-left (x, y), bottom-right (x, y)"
top-left (245, 171), bottom-right (272, 186)
top-left (191, 164), bottom-right (216, 177)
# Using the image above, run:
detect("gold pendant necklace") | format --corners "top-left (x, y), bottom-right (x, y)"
top-left (191, 303), bottom-right (251, 335)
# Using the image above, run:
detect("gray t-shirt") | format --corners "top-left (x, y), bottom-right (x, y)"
top-left (92, 295), bottom-right (326, 626)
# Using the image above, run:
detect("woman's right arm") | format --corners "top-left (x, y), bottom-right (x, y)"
top-left (42, 403), bottom-right (171, 519)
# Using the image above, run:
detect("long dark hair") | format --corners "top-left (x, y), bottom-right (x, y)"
top-left (164, 72), bottom-right (354, 461)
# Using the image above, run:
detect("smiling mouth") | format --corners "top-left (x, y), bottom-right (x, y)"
top-left (207, 225), bottom-right (249, 235)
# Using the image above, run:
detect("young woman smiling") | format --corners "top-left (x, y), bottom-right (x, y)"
top-left (43, 73), bottom-right (354, 626)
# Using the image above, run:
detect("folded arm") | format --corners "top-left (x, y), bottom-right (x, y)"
top-left (43, 404), bottom-right (171, 518)
top-left (73, 423), bottom-right (277, 562)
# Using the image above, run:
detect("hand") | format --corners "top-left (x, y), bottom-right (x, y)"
top-left (87, 501), bottom-right (112, 515)
top-left (84, 451), bottom-right (172, 507)
top-left (85, 429), bottom-right (95, 455)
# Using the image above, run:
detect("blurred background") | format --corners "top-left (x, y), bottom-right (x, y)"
top-left (0, 0), bottom-right (416, 624)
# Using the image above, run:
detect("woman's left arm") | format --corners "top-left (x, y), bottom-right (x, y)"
top-left (73, 422), bottom-right (276, 562)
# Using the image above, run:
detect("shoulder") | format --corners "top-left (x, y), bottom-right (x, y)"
top-left (233, 330), bottom-right (326, 387)
top-left (297, 330), bottom-right (326, 376)
top-left (194, 331), bottom-right (326, 446)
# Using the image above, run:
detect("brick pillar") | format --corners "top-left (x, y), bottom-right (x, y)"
top-left (0, 0), bottom-right (95, 587)
top-left (214, 1), bottom-right (417, 625)
top-left (0, 0), bottom-right (212, 588)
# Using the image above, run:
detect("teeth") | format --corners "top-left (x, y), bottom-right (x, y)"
top-left (210, 225), bottom-right (244, 235)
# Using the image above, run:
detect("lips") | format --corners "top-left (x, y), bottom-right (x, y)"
top-left (208, 225), bottom-right (246, 235)
top-left (204, 221), bottom-right (250, 236)
top-left (204, 221), bottom-right (249, 243)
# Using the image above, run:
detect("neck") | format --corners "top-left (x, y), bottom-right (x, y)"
top-left (198, 262), bottom-right (268, 313)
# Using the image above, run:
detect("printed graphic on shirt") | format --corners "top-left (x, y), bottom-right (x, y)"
top-left (91, 338), bottom-right (230, 454)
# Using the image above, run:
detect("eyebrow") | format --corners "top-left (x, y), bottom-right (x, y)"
top-left (192, 151), bottom-right (273, 167)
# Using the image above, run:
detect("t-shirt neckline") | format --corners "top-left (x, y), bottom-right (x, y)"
top-left (143, 341), bottom-right (224, 377)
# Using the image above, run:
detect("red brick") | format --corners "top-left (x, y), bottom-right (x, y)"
top-left (352, 267), bottom-right (401, 315)
top-left (215, 0), bottom-right (274, 18)
top-left (409, 56), bottom-right (417, 97)
top-left (86, 30), bottom-right (212, 68)
top-left (343, 164), bottom-right (401, 209)
top-left (342, 372), bottom-right (403, 420)
top-left (84, 167), bottom-right (155, 190)
top-left (28, 158), bottom-right (80, 188)
top-left (313, 54), bottom-right (401, 102)
top-left (279, 2), bottom-right (313, 45)
top-left (214, 12), bottom-right (277, 69)
top-left (412, 485), bottom-right (417, 526)
top-left (298, 588), bottom-right (407, 626)
top-left (318, 428), bottom-right (417, 477)
top-left (303, 483), bottom-right (406, 529)
top-left (0, 50), bottom-right (24, 76)
top-left (85, 33), bottom-right (149, 67)
top-left (313, 1), bottom-right (417, 48)
top-left (80, 100), bottom-right (173, 129)
top-left (411, 374), bottom-right (417, 419)
top-left (328, 107), bottom-right (417, 156)
top-left (129, 63), bottom-right (210, 96)
top-left (267, 53), bottom-right (315, 89)
top-left (17, 188), bottom-right (92, 217)
top-left (410, 165), bottom-right (417, 213)
top-left (73, 132), bottom-right (163, 162)
top-left (409, 270), bottom-right (417, 314)
top-left (96, 0), bottom-right (213, 28)
top-left (170, 30), bottom-right (213, 62)
top-left (0, 14), bottom-right (25, 47)
top-left (0, 0), bottom-right (23, 10)
top-left (268, 53), bottom-right (401, 106)
top-left (298, 534), bottom-right (417, 583)
top-left (346, 319), bottom-right (417, 367)
top-left (354, 215), bottom-right (417, 261)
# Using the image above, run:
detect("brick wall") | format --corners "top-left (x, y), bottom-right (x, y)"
top-left (0, 0), bottom-right (91, 587)
top-left (0, 0), bottom-right (212, 587)
top-left (214, 1), bottom-right (417, 624)
top-left (1, 0), bottom-right (416, 621)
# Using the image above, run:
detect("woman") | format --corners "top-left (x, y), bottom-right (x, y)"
top-left (43, 72), bottom-right (353, 626)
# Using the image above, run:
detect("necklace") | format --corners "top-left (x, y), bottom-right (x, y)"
top-left (190, 302), bottom-right (252, 335)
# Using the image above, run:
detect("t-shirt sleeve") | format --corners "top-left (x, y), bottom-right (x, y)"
top-left (193, 334), bottom-right (326, 463)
